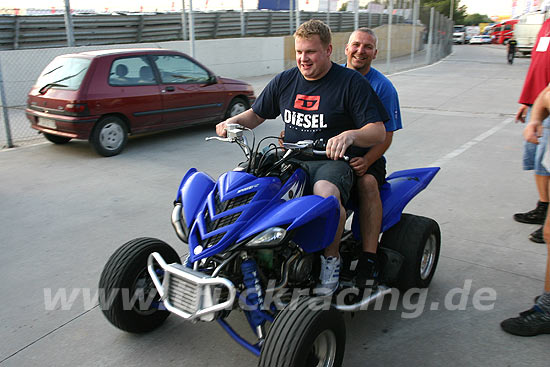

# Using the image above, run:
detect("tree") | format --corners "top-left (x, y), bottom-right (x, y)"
top-left (420, 0), bottom-right (467, 24)
top-left (463, 13), bottom-right (492, 26)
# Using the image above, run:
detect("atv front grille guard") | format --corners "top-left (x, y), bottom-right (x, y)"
top-left (147, 252), bottom-right (236, 321)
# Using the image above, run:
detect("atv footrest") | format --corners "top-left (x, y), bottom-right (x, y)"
top-left (148, 252), bottom-right (236, 321)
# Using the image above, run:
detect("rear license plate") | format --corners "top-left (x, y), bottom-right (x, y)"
top-left (38, 118), bottom-right (56, 129)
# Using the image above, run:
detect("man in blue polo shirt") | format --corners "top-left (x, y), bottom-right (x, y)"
top-left (344, 27), bottom-right (403, 288)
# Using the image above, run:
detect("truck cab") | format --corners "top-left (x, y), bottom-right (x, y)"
top-left (453, 25), bottom-right (466, 44)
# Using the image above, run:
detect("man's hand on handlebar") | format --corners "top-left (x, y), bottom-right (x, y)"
top-left (326, 132), bottom-right (353, 160)
top-left (216, 120), bottom-right (229, 138)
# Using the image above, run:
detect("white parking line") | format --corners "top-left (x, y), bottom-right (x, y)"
top-left (430, 117), bottom-right (514, 167)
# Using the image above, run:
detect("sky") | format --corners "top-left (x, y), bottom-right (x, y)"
top-left (460, 0), bottom-right (513, 16)
top-left (0, 0), bottom-right (543, 16)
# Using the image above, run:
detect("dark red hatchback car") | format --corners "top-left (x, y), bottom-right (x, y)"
top-left (26, 49), bottom-right (256, 156)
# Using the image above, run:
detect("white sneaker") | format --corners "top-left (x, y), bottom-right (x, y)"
top-left (314, 255), bottom-right (340, 296)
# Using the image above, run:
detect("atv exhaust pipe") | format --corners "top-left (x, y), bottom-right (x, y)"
top-left (333, 285), bottom-right (392, 312)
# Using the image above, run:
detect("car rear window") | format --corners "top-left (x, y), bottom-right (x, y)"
top-left (36, 56), bottom-right (91, 91)
top-left (109, 56), bottom-right (156, 86)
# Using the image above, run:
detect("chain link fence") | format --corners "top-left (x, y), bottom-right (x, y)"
top-left (0, 5), bottom-right (452, 149)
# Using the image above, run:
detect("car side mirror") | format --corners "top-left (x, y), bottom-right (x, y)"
top-left (206, 75), bottom-right (217, 85)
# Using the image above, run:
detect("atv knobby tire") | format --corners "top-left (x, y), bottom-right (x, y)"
top-left (380, 214), bottom-right (441, 290)
top-left (99, 237), bottom-right (180, 333)
top-left (259, 297), bottom-right (345, 367)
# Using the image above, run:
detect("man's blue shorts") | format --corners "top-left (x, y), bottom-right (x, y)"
top-left (523, 110), bottom-right (550, 176)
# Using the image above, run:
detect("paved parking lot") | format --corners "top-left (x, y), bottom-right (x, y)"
top-left (1, 44), bottom-right (549, 366)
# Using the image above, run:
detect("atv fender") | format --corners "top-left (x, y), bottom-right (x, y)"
top-left (177, 169), bottom-right (216, 227)
top-left (237, 195), bottom-right (340, 253)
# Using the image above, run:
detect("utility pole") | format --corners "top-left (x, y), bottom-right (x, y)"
top-left (450, 0), bottom-right (454, 21)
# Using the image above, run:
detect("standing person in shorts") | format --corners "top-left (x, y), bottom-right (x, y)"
top-left (513, 17), bottom-right (550, 243)
top-left (501, 85), bottom-right (550, 337)
top-left (216, 19), bottom-right (388, 295)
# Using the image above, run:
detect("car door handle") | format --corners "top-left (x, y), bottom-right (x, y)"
top-left (163, 86), bottom-right (175, 92)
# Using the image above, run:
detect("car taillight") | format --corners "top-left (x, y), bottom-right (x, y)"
top-left (65, 103), bottom-right (88, 115)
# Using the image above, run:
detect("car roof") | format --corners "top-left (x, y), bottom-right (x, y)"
top-left (58, 48), bottom-right (185, 59)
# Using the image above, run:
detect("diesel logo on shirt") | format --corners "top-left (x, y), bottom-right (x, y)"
top-left (283, 109), bottom-right (327, 129)
top-left (294, 94), bottom-right (320, 111)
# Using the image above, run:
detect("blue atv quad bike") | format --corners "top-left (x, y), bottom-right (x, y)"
top-left (99, 124), bottom-right (441, 367)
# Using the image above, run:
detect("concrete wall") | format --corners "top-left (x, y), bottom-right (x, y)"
top-left (0, 24), bottom-right (421, 106)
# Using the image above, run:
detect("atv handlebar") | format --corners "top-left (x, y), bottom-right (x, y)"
top-left (284, 140), bottom-right (350, 162)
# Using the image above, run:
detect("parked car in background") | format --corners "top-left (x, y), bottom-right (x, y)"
top-left (469, 35), bottom-right (492, 44)
top-left (26, 49), bottom-right (256, 156)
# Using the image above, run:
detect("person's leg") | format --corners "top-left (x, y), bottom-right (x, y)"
top-left (354, 157), bottom-right (386, 287)
top-left (356, 174), bottom-right (382, 254)
top-left (313, 180), bottom-right (346, 258)
top-left (500, 157), bottom-right (550, 337)
top-left (305, 161), bottom-right (354, 295)
top-left (544, 208), bottom-right (550, 293)
top-left (536, 175), bottom-right (550, 202)
top-left (515, 136), bottom-right (548, 224)
top-left (528, 119), bottom-right (550, 243)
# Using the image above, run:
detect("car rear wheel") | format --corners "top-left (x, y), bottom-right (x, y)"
top-left (43, 132), bottom-right (72, 144)
top-left (90, 116), bottom-right (128, 157)
top-left (225, 98), bottom-right (248, 119)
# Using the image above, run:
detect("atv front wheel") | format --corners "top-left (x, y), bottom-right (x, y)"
top-left (259, 297), bottom-right (345, 367)
top-left (98, 237), bottom-right (180, 333)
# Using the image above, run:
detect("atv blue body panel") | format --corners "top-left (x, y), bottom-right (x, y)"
top-left (350, 167), bottom-right (440, 237)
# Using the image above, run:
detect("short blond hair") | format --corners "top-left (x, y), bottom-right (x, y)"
top-left (294, 19), bottom-right (332, 47)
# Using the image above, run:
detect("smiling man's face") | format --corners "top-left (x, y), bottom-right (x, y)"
top-left (345, 30), bottom-right (378, 75)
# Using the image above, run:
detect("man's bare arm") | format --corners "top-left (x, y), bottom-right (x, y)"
top-left (325, 121), bottom-right (386, 160)
top-left (216, 109), bottom-right (266, 137)
top-left (524, 86), bottom-right (550, 144)
top-left (350, 131), bottom-right (394, 176)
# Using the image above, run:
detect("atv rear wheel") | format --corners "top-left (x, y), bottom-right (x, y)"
top-left (259, 297), bottom-right (345, 367)
top-left (380, 214), bottom-right (441, 290)
top-left (98, 237), bottom-right (180, 333)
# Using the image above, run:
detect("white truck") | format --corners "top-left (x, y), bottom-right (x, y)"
top-left (465, 26), bottom-right (480, 43)
top-left (453, 25), bottom-right (466, 44)
top-left (514, 11), bottom-right (549, 55)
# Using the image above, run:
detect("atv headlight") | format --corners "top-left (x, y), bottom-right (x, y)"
top-left (245, 227), bottom-right (287, 248)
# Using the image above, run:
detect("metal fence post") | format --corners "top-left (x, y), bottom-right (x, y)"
top-left (0, 59), bottom-right (13, 149)
top-left (296, 0), bottom-right (300, 29)
top-left (426, 7), bottom-right (434, 64)
top-left (368, 8), bottom-right (372, 28)
top-left (326, 0), bottom-right (330, 27)
top-left (63, 0), bottom-right (75, 47)
top-left (181, 0), bottom-right (187, 40)
top-left (354, 0), bottom-right (359, 30)
top-left (14, 16), bottom-right (20, 50)
top-left (240, 0), bottom-right (245, 37)
top-left (188, 0), bottom-right (195, 57)
top-left (386, 0), bottom-right (393, 72)
top-left (289, 0), bottom-right (294, 35)
top-left (411, 0), bottom-right (417, 64)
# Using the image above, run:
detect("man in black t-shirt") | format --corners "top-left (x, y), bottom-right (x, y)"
top-left (216, 19), bottom-right (387, 295)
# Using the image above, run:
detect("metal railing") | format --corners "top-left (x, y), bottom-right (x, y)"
top-left (0, 11), bottom-right (400, 50)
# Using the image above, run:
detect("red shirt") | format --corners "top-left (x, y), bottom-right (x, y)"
top-left (519, 18), bottom-right (550, 105)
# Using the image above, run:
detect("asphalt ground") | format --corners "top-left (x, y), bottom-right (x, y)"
top-left (1, 44), bottom-right (549, 366)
